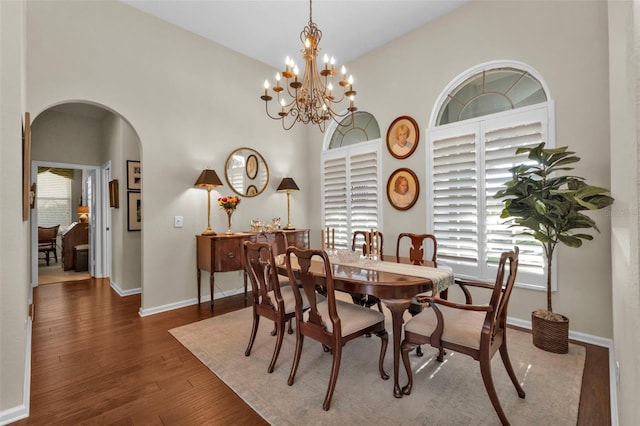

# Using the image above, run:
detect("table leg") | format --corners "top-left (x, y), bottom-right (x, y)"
top-left (382, 298), bottom-right (411, 398)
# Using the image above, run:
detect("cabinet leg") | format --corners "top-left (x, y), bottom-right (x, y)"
top-left (197, 269), bottom-right (202, 306)
top-left (209, 274), bottom-right (214, 312)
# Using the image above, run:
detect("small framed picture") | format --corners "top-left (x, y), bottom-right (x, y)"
top-left (23, 112), bottom-right (32, 221)
top-left (127, 191), bottom-right (141, 231)
top-left (387, 168), bottom-right (419, 211)
top-left (386, 116), bottom-right (419, 159)
top-left (109, 179), bottom-right (119, 208)
top-left (127, 160), bottom-right (141, 190)
top-left (246, 154), bottom-right (258, 180)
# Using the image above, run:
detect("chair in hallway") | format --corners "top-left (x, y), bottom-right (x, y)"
top-left (38, 225), bottom-right (60, 266)
top-left (400, 247), bottom-right (524, 425)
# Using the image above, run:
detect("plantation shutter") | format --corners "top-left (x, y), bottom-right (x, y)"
top-left (322, 141), bottom-right (381, 249)
top-left (430, 125), bottom-right (479, 268)
top-left (428, 104), bottom-right (551, 289)
top-left (323, 156), bottom-right (348, 247)
top-left (483, 107), bottom-right (548, 287)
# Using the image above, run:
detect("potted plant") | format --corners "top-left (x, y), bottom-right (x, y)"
top-left (494, 142), bottom-right (614, 353)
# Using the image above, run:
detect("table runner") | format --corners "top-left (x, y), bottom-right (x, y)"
top-left (330, 258), bottom-right (455, 293)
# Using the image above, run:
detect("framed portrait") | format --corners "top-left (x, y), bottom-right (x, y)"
top-left (386, 116), bottom-right (419, 159)
top-left (109, 179), bottom-right (119, 208)
top-left (246, 154), bottom-right (258, 180)
top-left (23, 112), bottom-right (32, 221)
top-left (127, 191), bottom-right (141, 231)
top-left (246, 184), bottom-right (258, 197)
top-left (127, 160), bottom-right (141, 190)
top-left (387, 168), bottom-right (419, 211)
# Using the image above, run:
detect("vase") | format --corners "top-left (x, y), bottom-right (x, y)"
top-left (226, 210), bottom-right (234, 234)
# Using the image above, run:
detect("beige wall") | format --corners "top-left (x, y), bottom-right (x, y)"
top-left (344, 0), bottom-right (613, 337)
top-left (0, 0), bottom-right (30, 416)
top-left (31, 110), bottom-right (105, 166)
top-left (2, 0), bottom-right (638, 423)
top-left (25, 0), bottom-right (310, 313)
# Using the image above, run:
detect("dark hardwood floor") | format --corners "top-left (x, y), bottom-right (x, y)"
top-left (15, 277), bottom-right (610, 425)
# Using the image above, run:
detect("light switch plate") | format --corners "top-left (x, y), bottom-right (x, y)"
top-left (174, 216), bottom-right (184, 228)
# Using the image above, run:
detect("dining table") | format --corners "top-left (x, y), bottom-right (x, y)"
top-left (276, 252), bottom-right (455, 398)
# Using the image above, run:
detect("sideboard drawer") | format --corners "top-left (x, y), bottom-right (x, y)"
top-left (213, 236), bottom-right (249, 271)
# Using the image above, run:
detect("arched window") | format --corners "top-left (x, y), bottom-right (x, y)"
top-left (427, 62), bottom-right (554, 290)
top-left (322, 112), bottom-right (382, 248)
top-left (436, 67), bottom-right (547, 125)
top-left (328, 111), bottom-right (381, 149)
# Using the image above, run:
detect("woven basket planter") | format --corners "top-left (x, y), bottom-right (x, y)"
top-left (531, 311), bottom-right (569, 354)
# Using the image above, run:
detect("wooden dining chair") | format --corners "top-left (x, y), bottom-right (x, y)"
top-left (396, 232), bottom-right (473, 356)
top-left (38, 225), bottom-right (60, 266)
top-left (400, 247), bottom-right (524, 425)
top-left (284, 246), bottom-right (389, 411)
top-left (243, 241), bottom-right (308, 373)
top-left (350, 230), bottom-right (384, 312)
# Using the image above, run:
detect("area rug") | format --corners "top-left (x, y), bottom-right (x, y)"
top-left (38, 264), bottom-right (90, 285)
top-left (170, 307), bottom-right (585, 426)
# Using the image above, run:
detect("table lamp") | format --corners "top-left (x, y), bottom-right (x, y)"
top-left (77, 205), bottom-right (89, 223)
top-left (277, 177), bottom-right (299, 230)
top-left (194, 168), bottom-right (223, 235)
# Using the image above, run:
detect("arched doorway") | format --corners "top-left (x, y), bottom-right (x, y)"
top-left (30, 102), bottom-right (142, 297)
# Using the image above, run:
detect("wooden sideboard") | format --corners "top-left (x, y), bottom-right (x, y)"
top-left (61, 222), bottom-right (89, 271)
top-left (196, 229), bottom-right (310, 311)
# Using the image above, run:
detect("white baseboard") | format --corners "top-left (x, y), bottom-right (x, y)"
top-left (0, 317), bottom-right (32, 425)
top-left (138, 287), bottom-right (244, 317)
top-left (110, 279), bottom-right (141, 297)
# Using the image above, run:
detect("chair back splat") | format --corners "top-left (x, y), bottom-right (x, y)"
top-left (400, 247), bottom-right (524, 426)
top-left (350, 231), bottom-right (384, 311)
top-left (284, 246), bottom-right (389, 411)
top-left (395, 232), bottom-right (437, 266)
top-left (352, 230), bottom-right (384, 259)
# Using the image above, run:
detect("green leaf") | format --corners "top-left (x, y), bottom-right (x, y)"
top-left (558, 234), bottom-right (583, 247)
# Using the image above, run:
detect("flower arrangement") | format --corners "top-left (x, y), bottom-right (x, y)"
top-left (218, 195), bottom-right (241, 211)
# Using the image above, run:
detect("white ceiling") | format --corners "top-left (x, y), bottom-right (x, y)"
top-left (120, 0), bottom-right (469, 70)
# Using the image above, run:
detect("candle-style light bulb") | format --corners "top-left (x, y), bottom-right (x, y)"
top-left (263, 80), bottom-right (269, 96)
top-left (275, 72), bottom-right (281, 87)
top-left (341, 65), bottom-right (347, 79)
top-left (330, 57), bottom-right (336, 71)
top-left (293, 65), bottom-right (299, 77)
top-left (280, 98), bottom-right (286, 113)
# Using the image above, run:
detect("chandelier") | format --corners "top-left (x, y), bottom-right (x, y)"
top-left (260, 0), bottom-right (357, 132)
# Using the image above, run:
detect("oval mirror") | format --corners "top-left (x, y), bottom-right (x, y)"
top-left (225, 147), bottom-right (269, 197)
